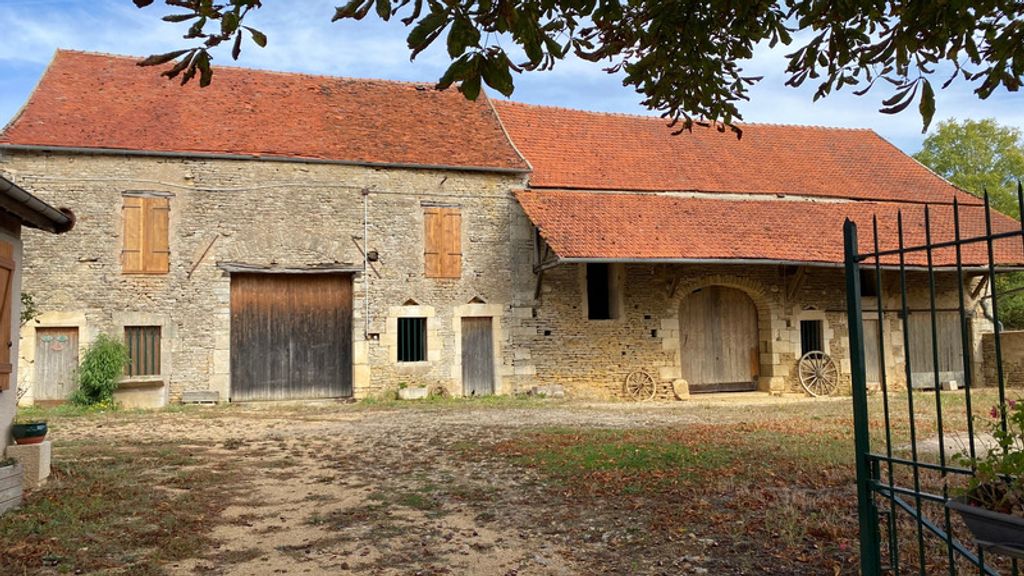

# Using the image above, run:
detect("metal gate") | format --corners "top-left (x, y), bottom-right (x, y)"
top-left (847, 193), bottom-right (1023, 575)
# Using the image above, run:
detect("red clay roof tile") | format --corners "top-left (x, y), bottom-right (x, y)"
top-left (494, 100), bottom-right (977, 205)
top-left (0, 51), bottom-right (529, 172)
top-left (517, 190), bottom-right (1022, 267)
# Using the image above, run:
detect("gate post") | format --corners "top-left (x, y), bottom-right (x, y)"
top-left (844, 219), bottom-right (882, 576)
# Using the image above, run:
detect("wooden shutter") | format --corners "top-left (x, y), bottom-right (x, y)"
top-left (424, 207), bottom-right (461, 279)
top-left (143, 198), bottom-right (170, 273)
top-left (0, 241), bottom-right (14, 391)
top-left (441, 209), bottom-right (462, 278)
top-left (122, 196), bottom-right (169, 274)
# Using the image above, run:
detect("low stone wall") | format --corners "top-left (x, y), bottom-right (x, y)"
top-left (982, 331), bottom-right (1024, 388)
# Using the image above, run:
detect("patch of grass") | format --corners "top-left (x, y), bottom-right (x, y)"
top-left (0, 441), bottom-right (240, 575)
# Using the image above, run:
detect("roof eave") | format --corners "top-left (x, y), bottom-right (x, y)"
top-left (0, 144), bottom-right (532, 175)
top-left (0, 175), bottom-right (74, 234)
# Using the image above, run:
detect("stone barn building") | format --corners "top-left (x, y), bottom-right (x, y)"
top-left (0, 50), bottom-right (1017, 406)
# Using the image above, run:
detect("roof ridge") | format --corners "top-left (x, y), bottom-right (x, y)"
top-left (55, 49), bottom-right (443, 89)
top-left (492, 98), bottom-right (877, 132)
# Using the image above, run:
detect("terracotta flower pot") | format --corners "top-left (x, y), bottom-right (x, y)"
top-left (948, 496), bottom-right (1024, 556)
top-left (11, 422), bottom-right (47, 445)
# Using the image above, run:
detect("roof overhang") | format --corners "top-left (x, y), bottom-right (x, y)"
top-left (0, 175), bottom-right (74, 234)
top-left (517, 189), bottom-right (1024, 270)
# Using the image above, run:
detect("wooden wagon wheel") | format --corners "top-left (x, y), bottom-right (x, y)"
top-left (799, 351), bottom-right (839, 397)
top-left (624, 369), bottom-right (657, 401)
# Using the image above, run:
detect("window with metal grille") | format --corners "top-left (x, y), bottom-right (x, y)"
top-left (125, 326), bottom-right (161, 376)
top-left (800, 320), bottom-right (824, 355)
top-left (397, 317), bottom-right (427, 362)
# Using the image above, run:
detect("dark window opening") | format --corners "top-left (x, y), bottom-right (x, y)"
top-left (126, 326), bottom-right (161, 377)
top-left (800, 320), bottom-right (824, 355)
top-left (860, 270), bottom-right (879, 297)
top-left (587, 263), bottom-right (617, 320)
top-left (398, 317), bottom-right (427, 362)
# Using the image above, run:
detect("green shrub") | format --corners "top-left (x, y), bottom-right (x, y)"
top-left (70, 334), bottom-right (129, 407)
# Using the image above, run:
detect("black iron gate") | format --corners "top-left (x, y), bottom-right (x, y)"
top-left (848, 191), bottom-right (1024, 575)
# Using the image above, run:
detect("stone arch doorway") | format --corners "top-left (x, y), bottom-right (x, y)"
top-left (678, 285), bottom-right (760, 393)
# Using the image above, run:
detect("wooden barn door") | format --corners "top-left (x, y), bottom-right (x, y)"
top-left (34, 327), bottom-right (79, 403)
top-left (461, 317), bottom-right (494, 396)
top-left (907, 311), bottom-right (965, 389)
top-left (230, 273), bottom-right (353, 401)
top-left (679, 286), bottom-right (759, 393)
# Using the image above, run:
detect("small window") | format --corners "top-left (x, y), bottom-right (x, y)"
top-left (125, 326), bottom-right (161, 377)
top-left (122, 195), bottom-right (170, 274)
top-left (586, 263), bottom-right (619, 320)
top-left (860, 269), bottom-right (879, 297)
top-left (800, 320), bottom-right (824, 355)
top-left (424, 207), bottom-right (461, 278)
top-left (397, 317), bottom-right (427, 362)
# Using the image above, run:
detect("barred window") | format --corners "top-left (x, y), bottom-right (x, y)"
top-left (125, 326), bottom-right (161, 376)
top-left (397, 318), bottom-right (427, 362)
top-left (800, 320), bottom-right (824, 355)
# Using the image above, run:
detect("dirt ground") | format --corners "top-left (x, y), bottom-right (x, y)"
top-left (6, 394), bottom-right (864, 576)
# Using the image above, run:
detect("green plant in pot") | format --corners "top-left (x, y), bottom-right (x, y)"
top-left (949, 399), bottom-right (1024, 554)
top-left (11, 378), bottom-right (46, 445)
top-left (11, 414), bottom-right (47, 445)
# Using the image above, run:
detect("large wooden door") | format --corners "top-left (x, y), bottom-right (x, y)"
top-left (230, 273), bottom-right (353, 401)
top-left (461, 317), bottom-right (494, 396)
top-left (35, 327), bottom-right (79, 403)
top-left (907, 311), bottom-right (965, 389)
top-left (679, 286), bottom-right (759, 393)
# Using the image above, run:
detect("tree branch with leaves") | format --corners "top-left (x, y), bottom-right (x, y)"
top-left (133, 0), bottom-right (1024, 133)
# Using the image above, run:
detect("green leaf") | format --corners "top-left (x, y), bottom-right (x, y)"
top-left (137, 49), bottom-right (191, 68)
top-left (375, 0), bottom-right (391, 20)
top-left (162, 13), bottom-right (198, 23)
top-left (919, 79), bottom-right (936, 133)
top-left (481, 53), bottom-right (514, 96)
top-left (407, 10), bottom-right (449, 59)
top-left (446, 16), bottom-right (481, 58)
top-left (459, 74), bottom-right (481, 100)
top-left (244, 26), bottom-right (268, 47)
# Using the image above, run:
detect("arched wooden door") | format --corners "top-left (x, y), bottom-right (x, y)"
top-left (679, 286), bottom-right (759, 393)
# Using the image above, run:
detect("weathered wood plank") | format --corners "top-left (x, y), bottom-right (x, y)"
top-left (462, 317), bottom-right (494, 396)
top-left (230, 273), bottom-right (352, 401)
top-left (35, 327), bottom-right (79, 401)
top-left (679, 286), bottom-right (759, 393)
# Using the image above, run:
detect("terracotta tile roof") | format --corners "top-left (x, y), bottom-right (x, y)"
top-left (0, 50), bottom-right (529, 172)
top-left (494, 100), bottom-right (977, 204)
top-left (517, 190), bottom-right (1023, 267)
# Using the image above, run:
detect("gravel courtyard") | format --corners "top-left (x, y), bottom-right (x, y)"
top-left (3, 393), bottom-right (941, 576)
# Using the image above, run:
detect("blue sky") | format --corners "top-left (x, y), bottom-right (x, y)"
top-left (1, 0), bottom-right (1022, 153)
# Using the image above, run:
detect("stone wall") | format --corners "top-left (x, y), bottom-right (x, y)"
top-left (982, 331), bottom-right (1024, 389)
top-left (521, 262), bottom-right (990, 399)
top-left (3, 151), bottom-right (536, 404)
top-left (0, 149), bottom-right (995, 404)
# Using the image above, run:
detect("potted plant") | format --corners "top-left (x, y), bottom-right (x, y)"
top-left (11, 414), bottom-right (47, 445)
top-left (10, 381), bottom-right (47, 445)
top-left (0, 457), bottom-right (23, 514)
top-left (948, 399), bottom-right (1024, 552)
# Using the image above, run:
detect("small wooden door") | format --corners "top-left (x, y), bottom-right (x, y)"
top-left (907, 311), bottom-right (965, 389)
top-left (462, 317), bottom-right (494, 396)
top-left (863, 319), bottom-right (883, 386)
top-left (230, 273), bottom-right (353, 401)
top-left (679, 286), bottom-right (759, 393)
top-left (35, 327), bottom-right (79, 402)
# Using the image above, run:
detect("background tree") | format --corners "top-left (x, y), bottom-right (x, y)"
top-left (914, 119), bottom-right (1024, 328)
top-left (132, 0), bottom-right (1024, 133)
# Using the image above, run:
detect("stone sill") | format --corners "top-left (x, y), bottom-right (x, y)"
top-left (117, 378), bottom-right (164, 390)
